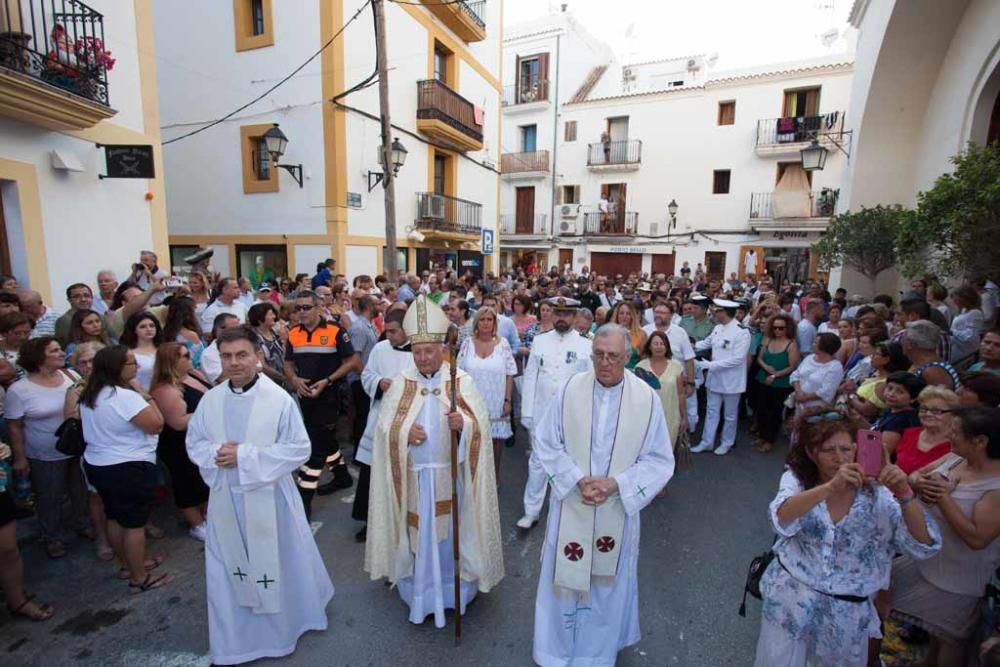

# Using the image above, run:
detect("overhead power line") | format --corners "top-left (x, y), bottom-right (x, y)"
top-left (162, 0), bottom-right (372, 147)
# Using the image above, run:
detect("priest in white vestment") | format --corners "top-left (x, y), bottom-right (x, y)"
top-left (366, 295), bottom-right (504, 627)
top-left (532, 323), bottom-right (674, 667)
top-left (186, 327), bottom-right (333, 665)
top-left (353, 308), bottom-right (414, 542)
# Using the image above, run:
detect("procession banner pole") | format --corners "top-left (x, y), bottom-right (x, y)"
top-left (446, 326), bottom-right (462, 644)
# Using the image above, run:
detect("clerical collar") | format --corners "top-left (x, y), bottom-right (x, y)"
top-left (228, 374), bottom-right (259, 394)
top-left (419, 368), bottom-right (441, 381)
top-left (393, 342), bottom-right (412, 352)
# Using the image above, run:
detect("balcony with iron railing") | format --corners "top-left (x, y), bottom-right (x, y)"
top-left (749, 189), bottom-right (839, 227)
top-left (500, 150), bottom-right (549, 178)
top-left (415, 192), bottom-right (483, 237)
top-left (586, 139), bottom-right (642, 170)
top-left (500, 213), bottom-right (547, 236)
top-left (582, 211), bottom-right (638, 235)
top-left (416, 79), bottom-right (484, 152)
top-left (502, 79), bottom-right (549, 108)
top-left (754, 112), bottom-right (846, 156)
top-left (418, 0), bottom-right (486, 42)
top-left (0, 0), bottom-right (116, 130)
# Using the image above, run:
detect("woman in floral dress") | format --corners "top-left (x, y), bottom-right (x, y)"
top-left (754, 418), bottom-right (941, 666)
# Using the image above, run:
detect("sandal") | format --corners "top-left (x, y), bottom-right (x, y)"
top-left (8, 594), bottom-right (55, 622)
top-left (45, 540), bottom-right (67, 559)
top-left (128, 573), bottom-right (173, 595)
top-left (95, 544), bottom-right (114, 561)
top-left (117, 555), bottom-right (165, 580)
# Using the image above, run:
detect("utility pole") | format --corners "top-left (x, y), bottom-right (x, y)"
top-left (373, 0), bottom-right (398, 279)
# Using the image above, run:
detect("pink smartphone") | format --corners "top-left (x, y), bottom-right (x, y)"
top-left (856, 430), bottom-right (883, 477)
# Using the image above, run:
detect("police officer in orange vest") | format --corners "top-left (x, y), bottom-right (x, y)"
top-left (284, 290), bottom-right (361, 519)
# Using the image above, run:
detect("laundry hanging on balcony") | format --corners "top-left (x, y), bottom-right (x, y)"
top-left (773, 164), bottom-right (812, 218)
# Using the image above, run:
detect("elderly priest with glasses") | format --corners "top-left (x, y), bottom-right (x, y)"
top-left (530, 323), bottom-right (674, 667)
top-left (366, 295), bottom-right (504, 627)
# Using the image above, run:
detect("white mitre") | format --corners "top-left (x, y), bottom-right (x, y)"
top-left (403, 294), bottom-right (450, 344)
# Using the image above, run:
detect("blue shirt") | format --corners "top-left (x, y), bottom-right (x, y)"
top-left (311, 268), bottom-right (332, 289)
top-left (496, 313), bottom-right (521, 355)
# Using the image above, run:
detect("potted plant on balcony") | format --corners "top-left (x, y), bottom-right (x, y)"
top-left (40, 23), bottom-right (114, 102)
top-left (73, 33), bottom-right (114, 102)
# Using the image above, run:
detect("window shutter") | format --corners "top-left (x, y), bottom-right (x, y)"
top-left (565, 120), bottom-right (577, 142)
top-left (538, 52), bottom-right (550, 99)
top-left (555, 187), bottom-right (563, 205)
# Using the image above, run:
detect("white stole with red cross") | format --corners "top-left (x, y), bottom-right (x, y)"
top-left (554, 371), bottom-right (651, 593)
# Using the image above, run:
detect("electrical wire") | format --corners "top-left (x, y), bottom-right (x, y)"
top-left (163, 0), bottom-right (372, 146)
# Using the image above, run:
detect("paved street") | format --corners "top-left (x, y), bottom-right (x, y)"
top-left (2, 425), bottom-right (784, 666)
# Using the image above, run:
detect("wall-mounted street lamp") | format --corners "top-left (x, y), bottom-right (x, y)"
top-left (262, 124), bottom-right (304, 188)
top-left (800, 128), bottom-right (853, 172)
top-left (368, 137), bottom-right (408, 192)
top-left (666, 198), bottom-right (678, 240)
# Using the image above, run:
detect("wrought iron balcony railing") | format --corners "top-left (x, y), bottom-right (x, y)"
top-left (755, 112), bottom-right (845, 146)
top-left (0, 0), bottom-right (110, 105)
top-left (586, 139), bottom-right (642, 167)
top-left (500, 213), bottom-right (547, 235)
top-left (502, 79), bottom-right (549, 106)
top-left (582, 211), bottom-right (638, 235)
top-left (416, 192), bottom-right (483, 234)
top-left (749, 189), bottom-right (840, 219)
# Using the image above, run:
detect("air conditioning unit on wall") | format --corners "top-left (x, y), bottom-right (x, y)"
top-left (561, 205), bottom-right (578, 218)
top-left (560, 220), bottom-right (576, 234)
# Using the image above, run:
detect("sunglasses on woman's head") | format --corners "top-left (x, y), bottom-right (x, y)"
top-left (805, 411), bottom-right (843, 424)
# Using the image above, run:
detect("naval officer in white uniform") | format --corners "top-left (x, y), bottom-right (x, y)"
top-left (517, 297), bottom-right (593, 529)
top-left (689, 298), bottom-right (751, 456)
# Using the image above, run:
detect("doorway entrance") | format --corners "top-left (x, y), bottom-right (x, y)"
top-left (515, 186), bottom-right (535, 234)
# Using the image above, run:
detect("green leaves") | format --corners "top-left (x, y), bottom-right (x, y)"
top-left (898, 142), bottom-right (1000, 282)
top-left (813, 205), bottom-right (906, 282)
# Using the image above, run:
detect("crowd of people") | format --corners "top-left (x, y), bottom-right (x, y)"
top-left (0, 250), bottom-right (997, 665)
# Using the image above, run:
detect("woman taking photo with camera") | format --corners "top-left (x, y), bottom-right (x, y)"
top-left (753, 418), bottom-right (941, 666)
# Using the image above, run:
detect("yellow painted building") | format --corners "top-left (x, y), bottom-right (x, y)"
top-left (154, 0), bottom-right (502, 282)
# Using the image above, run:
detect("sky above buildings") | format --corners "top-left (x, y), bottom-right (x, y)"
top-left (504, 0), bottom-right (856, 70)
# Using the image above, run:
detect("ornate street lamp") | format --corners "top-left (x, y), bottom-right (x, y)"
top-left (666, 198), bottom-right (679, 240)
top-left (369, 137), bottom-right (408, 192)
top-left (800, 139), bottom-right (829, 172)
top-left (262, 124), bottom-right (303, 187)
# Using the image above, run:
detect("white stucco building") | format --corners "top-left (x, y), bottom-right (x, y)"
top-left (0, 0), bottom-right (167, 308)
top-left (500, 9), bottom-right (856, 287)
top-left (838, 0), bottom-right (1000, 293)
top-left (154, 0), bottom-right (501, 283)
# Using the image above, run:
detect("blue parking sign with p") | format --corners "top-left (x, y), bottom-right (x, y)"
top-left (481, 228), bottom-right (495, 255)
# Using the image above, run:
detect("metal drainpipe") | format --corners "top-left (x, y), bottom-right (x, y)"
top-left (549, 32), bottom-right (561, 244)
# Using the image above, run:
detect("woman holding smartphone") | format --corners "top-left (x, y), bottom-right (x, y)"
top-left (754, 418), bottom-right (940, 667)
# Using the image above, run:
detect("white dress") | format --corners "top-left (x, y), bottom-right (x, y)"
top-left (396, 369), bottom-right (479, 627)
top-left (458, 337), bottom-right (516, 439)
top-left (532, 378), bottom-right (674, 667)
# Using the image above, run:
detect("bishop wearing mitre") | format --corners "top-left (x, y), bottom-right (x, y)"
top-left (365, 295), bottom-right (504, 627)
